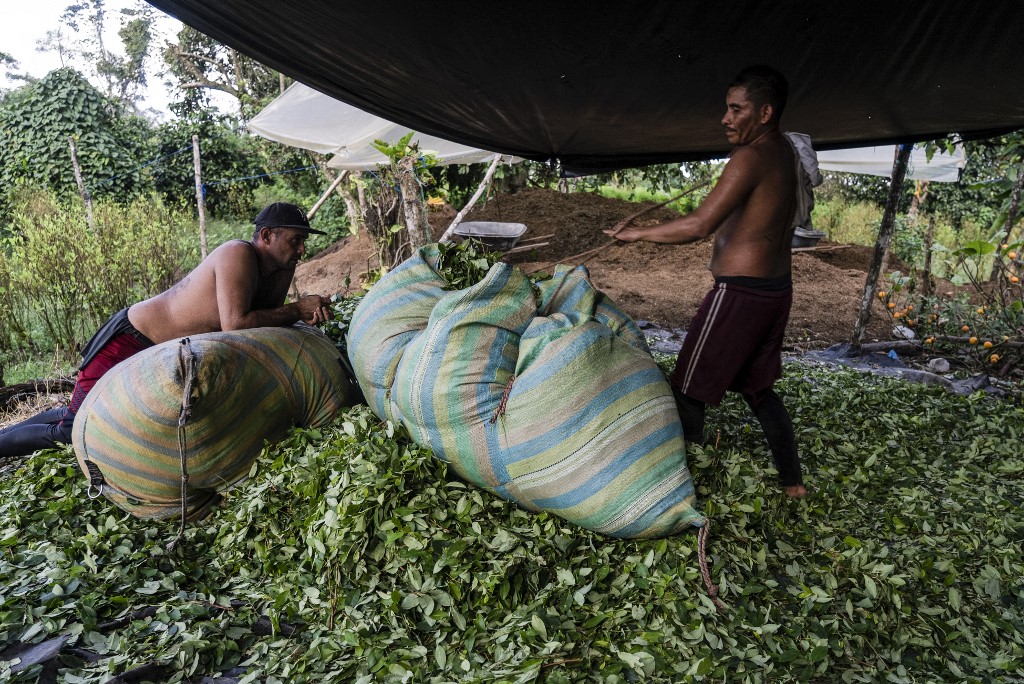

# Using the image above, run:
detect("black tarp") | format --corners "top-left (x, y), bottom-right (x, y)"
top-left (147, 1), bottom-right (1024, 174)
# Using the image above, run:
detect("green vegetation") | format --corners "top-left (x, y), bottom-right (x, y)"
top-left (0, 191), bottom-right (262, 378)
top-left (1, 361), bottom-right (1021, 682)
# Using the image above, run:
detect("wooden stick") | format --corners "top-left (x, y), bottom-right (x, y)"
top-left (527, 181), bottom-right (710, 274)
top-left (516, 233), bottom-right (555, 244)
top-left (608, 181), bottom-right (711, 236)
top-left (307, 171), bottom-right (349, 220)
top-left (527, 240), bottom-right (618, 274)
top-left (192, 135), bottom-right (208, 259)
top-left (439, 154), bottom-right (505, 242)
top-left (504, 241), bottom-right (549, 255)
top-left (791, 244), bottom-right (852, 253)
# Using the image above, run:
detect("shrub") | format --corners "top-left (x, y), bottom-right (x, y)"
top-left (2, 189), bottom-right (197, 356)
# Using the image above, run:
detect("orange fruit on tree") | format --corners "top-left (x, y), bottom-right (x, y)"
top-left (925, 337), bottom-right (934, 344)
top-left (990, 354), bottom-right (1001, 364)
top-left (888, 302), bottom-right (896, 309)
top-left (961, 325), bottom-right (970, 332)
top-left (1011, 275), bottom-right (1021, 284)
top-left (983, 340), bottom-right (993, 348)
top-left (878, 291), bottom-right (887, 299)
top-left (969, 336), bottom-right (978, 345)
top-left (1009, 251), bottom-right (1018, 259)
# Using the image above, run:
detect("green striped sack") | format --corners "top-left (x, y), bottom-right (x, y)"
top-left (72, 325), bottom-right (358, 520)
top-left (348, 245), bottom-right (704, 538)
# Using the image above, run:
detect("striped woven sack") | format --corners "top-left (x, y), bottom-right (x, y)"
top-left (72, 325), bottom-right (358, 520)
top-left (348, 245), bottom-right (704, 538)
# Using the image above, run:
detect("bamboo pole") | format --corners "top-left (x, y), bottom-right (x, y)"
top-left (439, 154), bottom-right (504, 242)
top-left (307, 171), bottom-right (349, 220)
top-left (68, 136), bottom-right (94, 229)
top-left (193, 135), bottom-right (208, 259)
top-left (851, 144), bottom-right (912, 347)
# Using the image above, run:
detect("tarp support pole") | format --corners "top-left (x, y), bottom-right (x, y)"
top-left (440, 154), bottom-right (505, 243)
top-left (851, 144), bottom-right (913, 348)
top-left (307, 171), bottom-right (349, 221)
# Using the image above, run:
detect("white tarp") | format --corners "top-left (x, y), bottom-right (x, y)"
top-left (248, 82), bottom-right (507, 170)
top-left (816, 145), bottom-right (966, 182)
top-left (252, 83), bottom-right (967, 181)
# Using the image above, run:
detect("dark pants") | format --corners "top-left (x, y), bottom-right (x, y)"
top-left (673, 384), bottom-right (803, 487)
top-left (0, 407), bottom-right (73, 458)
top-left (0, 312), bottom-right (153, 459)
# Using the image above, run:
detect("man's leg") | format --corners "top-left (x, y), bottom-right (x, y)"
top-left (671, 384), bottom-right (706, 446)
top-left (743, 389), bottom-right (807, 497)
top-left (0, 407), bottom-right (73, 458)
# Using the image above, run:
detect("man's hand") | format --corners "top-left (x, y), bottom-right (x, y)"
top-left (297, 294), bottom-right (332, 325)
top-left (602, 221), bottom-right (643, 242)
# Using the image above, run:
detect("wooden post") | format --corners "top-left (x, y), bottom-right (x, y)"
top-left (439, 154), bottom-right (504, 242)
top-left (192, 135), bottom-right (208, 259)
top-left (68, 136), bottom-right (94, 229)
top-left (851, 144), bottom-right (913, 347)
top-left (921, 213), bottom-right (936, 298)
top-left (307, 171), bottom-right (349, 220)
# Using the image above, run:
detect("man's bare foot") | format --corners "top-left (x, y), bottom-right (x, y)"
top-left (784, 484), bottom-right (808, 498)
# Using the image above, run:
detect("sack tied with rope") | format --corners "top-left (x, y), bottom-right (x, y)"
top-left (72, 325), bottom-right (360, 521)
top-left (348, 244), bottom-right (705, 539)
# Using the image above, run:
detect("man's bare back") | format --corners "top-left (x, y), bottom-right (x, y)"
top-left (129, 229), bottom-right (331, 345)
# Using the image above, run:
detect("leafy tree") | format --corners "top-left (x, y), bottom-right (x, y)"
top-left (36, 0), bottom-right (155, 108)
top-left (162, 25), bottom-right (283, 119)
top-left (0, 68), bottom-right (152, 226)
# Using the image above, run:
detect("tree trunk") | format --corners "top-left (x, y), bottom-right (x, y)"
top-left (68, 136), bottom-right (94, 230)
top-left (851, 144), bottom-right (912, 347)
top-left (990, 155), bottom-right (1024, 282)
top-left (921, 213), bottom-right (936, 297)
top-left (397, 155), bottom-right (431, 249)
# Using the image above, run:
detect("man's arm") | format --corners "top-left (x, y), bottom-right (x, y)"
top-left (605, 149), bottom-right (760, 243)
top-left (214, 243), bottom-right (329, 330)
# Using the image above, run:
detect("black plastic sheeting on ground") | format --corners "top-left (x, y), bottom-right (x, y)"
top-left (146, 1), bottom-right (1024, 174)
top-left (637, 322), bottom-right (1000, 397)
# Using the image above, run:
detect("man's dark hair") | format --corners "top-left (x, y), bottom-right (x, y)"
top-left (729, 65), bottom-right (788, 121)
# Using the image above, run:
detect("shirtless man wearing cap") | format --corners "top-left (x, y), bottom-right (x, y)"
top-left (603, 65), bottom-right (809, 498)
top-left (0, 201), bottom-right (333, 458)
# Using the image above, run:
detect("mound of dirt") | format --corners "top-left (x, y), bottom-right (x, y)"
top-left (294, 188), bottom-right (913, 349)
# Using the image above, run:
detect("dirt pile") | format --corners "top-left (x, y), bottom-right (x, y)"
top-left (294, 188), bottom-right (905, 349)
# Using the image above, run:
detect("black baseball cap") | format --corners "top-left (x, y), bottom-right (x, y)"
top-left (253, 202), bottom-right (326, 235)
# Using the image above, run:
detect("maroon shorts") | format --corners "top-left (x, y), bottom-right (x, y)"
top-left (669, 281), bottom-right (791, 405)
top-left (63, 333), bottom-right (153, 425)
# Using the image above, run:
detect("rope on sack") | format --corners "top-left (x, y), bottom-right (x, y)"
top-left (697, 519), bottom-right (728, 612)
top-left (490, 375), bottom-right (516, 424)
top-left (167, 337), bottom-right (198, 552)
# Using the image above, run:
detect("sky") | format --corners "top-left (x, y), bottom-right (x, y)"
top-left (0, 0), bottom-right (223, 116)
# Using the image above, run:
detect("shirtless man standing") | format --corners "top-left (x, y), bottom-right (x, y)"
top-left (0, 201), bottom-right (333, 458)
top-left (603, 65), bottom-right (809, 498)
